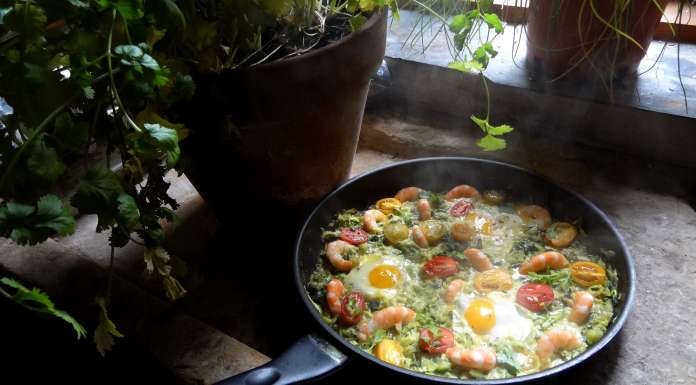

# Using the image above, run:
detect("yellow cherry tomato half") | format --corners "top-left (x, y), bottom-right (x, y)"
top-left (384, 222), bottom-right (409, 244)
top-left (570, 261), bottom-right (606, 287)
top-left (465, 298), bottom-right (496, 334)
top-left (421, 220), bottom-right (447, 244)
top-left (376, 198), bottom-right (401, 215)
top-left (374, 339), bottom-right (405, 366)
top-left (474, 269), bottom-right (513, 293)
top-left (545, 222), bottom-right (578, 248)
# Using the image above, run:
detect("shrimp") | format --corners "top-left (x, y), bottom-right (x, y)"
top-left (451, 221), bottom-right (475, 241)
top-left (363, 209), bottom-right (387, 233)
top-left (446, 346), bottom-right (497, 371)
top-left (325, 279), bottom-right (345, 316)
top-left (358, 305), bottom-right (416, 338)
top-left (395, 186), bottom-right (421, 202)
top-left (416, 198), bottom-right (432, 220)
top-left (411, 225), bottom-right (429, 248)
top-left (519, 251), bottom-right (569, 275)
top-left (325, 240), bottom-right (356, 272)
top-left (536, 328), bottom-right (581, 361)
top-left (446, 184), bottom-right (481, 201)
top-left (443, 279), bottom-right (466, 304)
top-left (568, 291), bottom-right (594, 324)
top-left (464, 248), bottom-right (494, 272)
top-left (517, 205), bottom-right (552, 229)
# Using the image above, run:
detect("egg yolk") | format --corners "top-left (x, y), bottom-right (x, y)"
top-left (466, 213), bottom-right (492, 235)
top-left (465, 298), bottom-right (496, 333)
top-left (369, 264), bottom-right (401, 288)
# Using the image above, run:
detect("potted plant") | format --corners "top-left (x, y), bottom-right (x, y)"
top-left (525, 0), bottom-right (672, 81)
top-left (0, 0), bottom-right (405, 353)
top-left (0, 0), bottom-right (513, 355)
top-left (176, 0), bottom-right (394, 214)
top-left (0, 0), bottom-right (193, 353)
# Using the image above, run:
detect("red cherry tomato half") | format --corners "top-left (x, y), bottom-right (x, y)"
top-left (419, 327), bottom-right (455, 354)
top-left (516, 283), bottom-right (555, 312)
top-left (340, 228), bottom-right (369, 245)
top-left (450, 200), bottom-right (473, 217)
top-left (340, 292), bottom-right (366, 325)
top-left (422, 256), bottom-right (459, 278)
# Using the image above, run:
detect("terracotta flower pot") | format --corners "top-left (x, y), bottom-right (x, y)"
top-left (181, 11), bottom-right (387, 218)
top-left (526, 0), bottom-right (668, 79)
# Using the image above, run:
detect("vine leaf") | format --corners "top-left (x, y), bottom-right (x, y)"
top-left (1, 277), bottom-right (86, 339)
top-left (94, 295), bottom-right (124, 356)
top-left (470, 115), bottom-right (514, 151)
top-left (448, 60), bottom-right (483, 73)
top-left (96, 0), bottom-right (144, 20)
top-left (131, 123), bottom-right (181, 167)
top-left (116, 193), bottom-right (140, 230)
top-left (54, 112), bottom-right (89, 155)
top-left (3, 4), bottom-right (47, 40)
top-left (0, 195), bottom-right (75, 245)
top-left (71, 167), bottom-right (124, 231)
top-left (144, 247), bottom-right (187, 301)
top-left (114, 44), bottom-right (160, 73)
top-left (35, 195), bottom-right (76, 235)
top-left (482, 12), bottom-right (503, 33)
top-left (477, 134), bottom-right (506, 151)
top-left (26, 134), bottom-right (66, 183)
top-left (449, 14), bottom-right (470, 34)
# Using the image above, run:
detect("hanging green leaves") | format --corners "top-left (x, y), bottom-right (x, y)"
top-left (471, 115), bottom-right (514, 151)
top-left (94, 294), bottom-right (124, 356)
top-left (0, 277), bottom-right (87, 339)
top-left (144, 247), bottom-right (187, 301)
top-left (0, 195), bottom-right (76, 245)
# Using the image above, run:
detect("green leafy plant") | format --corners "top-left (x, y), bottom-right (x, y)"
top-left (0, 277), bottom-right (87, 339)
top-left (407, 0), bottom-right (514, 150)
top-left (0, 0), bottom-right (398, 354)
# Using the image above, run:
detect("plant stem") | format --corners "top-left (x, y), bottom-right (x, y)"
top-left (0, 285), bottom-right (11, 300)
top-left (106, 9), bottom-right (141, 133)
top-left (676, 1), bottom-right (688, 113)
top-left (588, 0), bottom-right (642, 50)
top-left (123, 16), bottom-right (133, 45)
top-left (410, 0), bottom-right (448, 24)
top-left (481, 73), bottom-right (490, 121)
top-left (106, 246), bottom-right (115, 298)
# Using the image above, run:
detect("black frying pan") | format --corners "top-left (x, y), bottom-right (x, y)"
top-left (217, 157), bottom-right (635, 385)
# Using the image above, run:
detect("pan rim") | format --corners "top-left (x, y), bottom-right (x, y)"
top-left (293, 156), bottom-right (635, 384)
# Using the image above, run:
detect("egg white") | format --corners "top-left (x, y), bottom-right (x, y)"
top-left (452, 291), bottom-right (532, 342)
top-left (344, 254), bottom-right (409, 300)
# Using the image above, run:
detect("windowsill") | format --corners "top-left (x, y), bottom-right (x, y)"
top-left (386, 10), bottom-right (696, 119)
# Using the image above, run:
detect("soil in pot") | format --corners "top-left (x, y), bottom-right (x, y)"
top-left (180, 10), bottom-right (387, 223)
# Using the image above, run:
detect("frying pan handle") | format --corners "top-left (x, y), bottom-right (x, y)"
top-left (214, 334), bottom-right (349, 385)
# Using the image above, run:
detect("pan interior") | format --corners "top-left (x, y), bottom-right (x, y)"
top-left (294, 157), bottom-right (634, 384)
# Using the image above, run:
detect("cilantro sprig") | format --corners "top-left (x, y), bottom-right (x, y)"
top-left (0, 0), bottom-right (190, 354)
top-left (414, 0), bottom-right (514, 151)
top-left (0, 277), bottom-right (86, 339)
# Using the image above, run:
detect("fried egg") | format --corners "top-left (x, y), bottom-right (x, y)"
top-left (453, 291), bottom-right (532, 341)
top-left (344, 254), bottom-right (408, 300)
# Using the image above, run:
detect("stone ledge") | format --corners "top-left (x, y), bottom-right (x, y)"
top-left (360, 114), bottom-right (696, 203)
